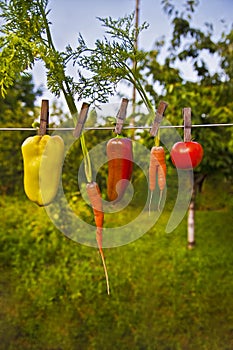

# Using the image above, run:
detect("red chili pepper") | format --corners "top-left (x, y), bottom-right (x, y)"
top-left (106, 137), bottom-right (133, 203)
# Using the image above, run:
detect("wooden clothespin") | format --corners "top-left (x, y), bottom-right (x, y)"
top-left (114, 98), bottom-right (129, 135)
top-left (183, 107), bottom-right (192, 142)
top-left (38, 99), bottom-right (49, 136)
top-left (150, 100), bottom-right (168, 137)
top-left (73, 102), bottom-right (90, 138)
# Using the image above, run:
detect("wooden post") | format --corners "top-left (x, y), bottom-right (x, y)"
top-left (38, 99), bottom-right (49, 136)
top-left (131, 0), bottom-right (140, 138)
top-left (183, 108), bottom-right (195, 249)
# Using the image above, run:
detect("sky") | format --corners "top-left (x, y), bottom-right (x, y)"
top-left (32, 0), bottom-right (233, 111)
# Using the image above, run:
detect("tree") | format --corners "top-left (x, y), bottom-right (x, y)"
top-left (145, 1), bottom-right (233, 183)
top-left (149, 0), bottom-right (233, 245)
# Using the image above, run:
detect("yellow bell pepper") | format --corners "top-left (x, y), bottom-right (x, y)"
top-left (21, 134), bottom-right (64, 206)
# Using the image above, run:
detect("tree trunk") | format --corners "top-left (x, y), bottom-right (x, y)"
top-left (187, 173), bottom-right (207, 249)
top-left (187, 185), bottom-right (196, 249)
top-left (194, 173), bottom-right (207, 193)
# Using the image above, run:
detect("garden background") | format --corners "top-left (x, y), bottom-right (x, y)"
top-left (0, 1), bottom-right (233, 349)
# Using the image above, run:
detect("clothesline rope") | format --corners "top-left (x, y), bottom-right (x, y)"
top-left (0, 123), bottom-right (233, 131)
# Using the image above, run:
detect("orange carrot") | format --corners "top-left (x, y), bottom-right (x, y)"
top-left (157, 163), bottom-right (166, 191)
top-left (86, 181), bottom-right (110, 295)
top-left (149, 146), bottom-right (166, 212)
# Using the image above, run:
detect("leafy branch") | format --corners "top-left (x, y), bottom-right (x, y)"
top-left (0, 0), bottom-right (91, 180)
top-left (0, 1), bottom-right (153, 112)
top-left (0, 0), bottom-right (77, 115)
top-left (65, 13), bottom-right (154, 113)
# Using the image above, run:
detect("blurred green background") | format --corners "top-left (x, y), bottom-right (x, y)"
top-left (1, 1), bottom-right (233, 348)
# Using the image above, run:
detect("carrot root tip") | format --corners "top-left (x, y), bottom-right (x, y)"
top-left (157, 190), bottom-right (163, 212)
top-left (148, 191), bottom-right (154, 216)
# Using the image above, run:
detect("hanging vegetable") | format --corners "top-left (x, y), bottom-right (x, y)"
top-left (170, 141), bottom-right (204, 169)
top-left (73, 103), bottom-right (110, 294)
top-left (106, 136), bottom-right (133, 203)
top-left (148, 146), bottom-right (166, 212)
top-left (171, 108), bottom-right (204, 170)
top-left (21, 100), bottom-right (64, 207)
top-left (21, 134), bottom-right (64, 206)
top-left (106, 98), bottom-right (133, 203)
top-left (86, 181), bottom-right (110, 295)
top-left (148, 101), bottom-right (168, 212)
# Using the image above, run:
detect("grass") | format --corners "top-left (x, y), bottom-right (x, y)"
top-left (0, 176), bottom-right (233, 350)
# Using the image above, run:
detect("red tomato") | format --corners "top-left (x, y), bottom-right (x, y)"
top-left (170, 141), bottom-right (204, 169)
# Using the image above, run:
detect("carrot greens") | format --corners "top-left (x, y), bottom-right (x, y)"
top-left (0, 1), bottom-right (154, 114)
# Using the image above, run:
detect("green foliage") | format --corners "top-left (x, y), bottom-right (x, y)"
top-left (159, 79), bottom-right (233, 180)
top-left (0, 0), bottom-right (76, 117)
top-left (0, 189), bottom-right (233, 349)
top-left (0, 75), bottom-right (41, 194)
top-left (0, 1), bottom-right (151, 112)
top-left (138, 2), bottom-right (233, 181)
top-left (65, 13), bottom-right (152, 109)
top-left (0, 3), bottom-right (233, 348)
top-left (162, 0), bottom-right (200, 19)
top-left (0, 0), bottom-right (48, 95)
